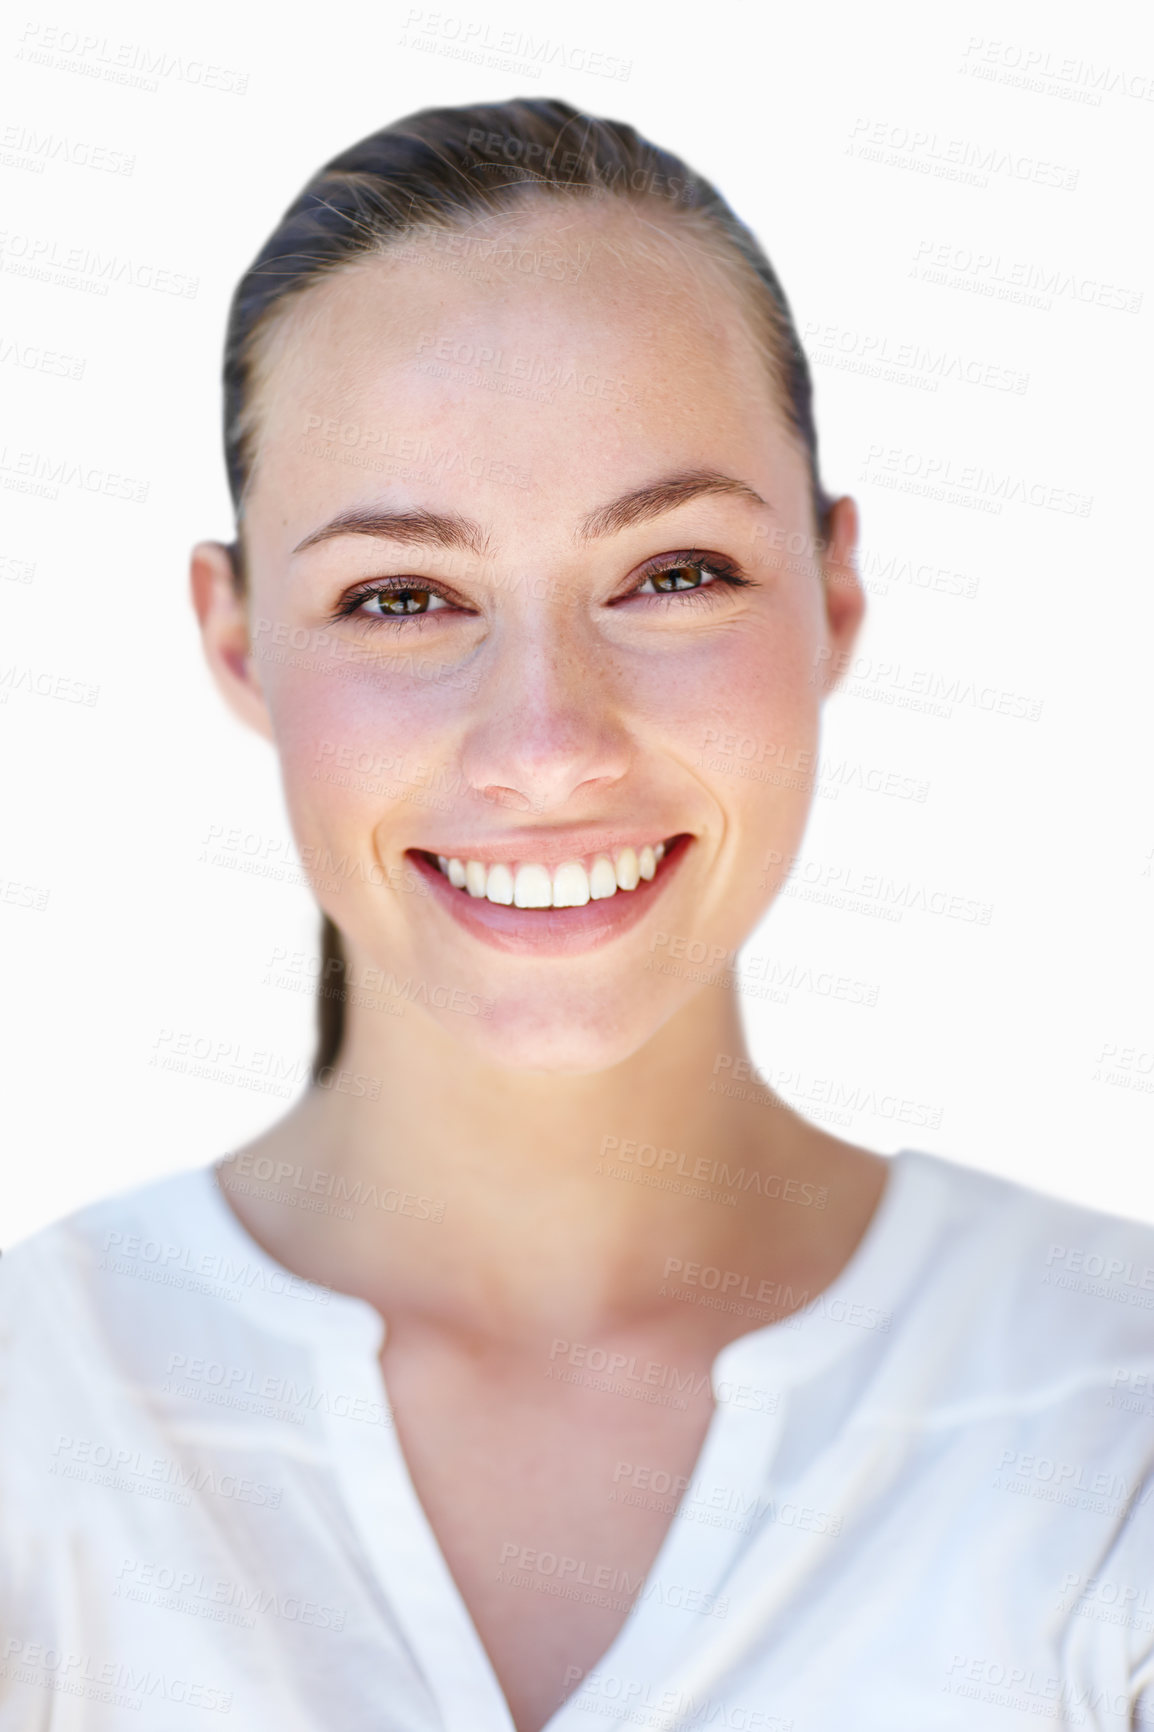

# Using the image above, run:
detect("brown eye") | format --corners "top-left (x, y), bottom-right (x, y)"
top-left (364, 586), bottom-right (442, 616)
top-left (647, 564), bottom-right (710, 593)
top-left (627, 555), bottom-right (751, 608)
top-left (331, 577), bottom-right (457, 628)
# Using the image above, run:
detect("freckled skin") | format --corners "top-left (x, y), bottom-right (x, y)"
top-left (190, 202), bottom-right (880, 1732)
top-left (219, 206), bottom-right (858, 1068)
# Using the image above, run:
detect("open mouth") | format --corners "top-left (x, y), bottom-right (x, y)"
top-left (420, 835), bottom-right (683, 909)
top-left (404, 834), bottom-right (694, 954)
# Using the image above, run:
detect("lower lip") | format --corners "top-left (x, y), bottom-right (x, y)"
top-left (406, 835), bottom-right (693, 956)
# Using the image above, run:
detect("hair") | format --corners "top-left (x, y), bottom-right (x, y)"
top-left (218, 97), bottom-right (834, 1083)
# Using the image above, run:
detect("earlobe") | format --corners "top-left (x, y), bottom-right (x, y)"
top-left (817, 497), bottom-right (866, 696)
top-left (189, 540), bottom-right (275, 742)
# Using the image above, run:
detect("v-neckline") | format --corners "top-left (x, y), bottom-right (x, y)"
top-left (326, 1342), bottom-right (763, 1732)
top-left (194, 1147), bottom-right (930, 1732)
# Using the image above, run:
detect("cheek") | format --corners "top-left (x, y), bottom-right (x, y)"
top-left (663, 598), bottom-right (823, 913)
top-left (261, 660), bottom-right (455, 898)
top-left (632, 593), bottom-right (822, 775)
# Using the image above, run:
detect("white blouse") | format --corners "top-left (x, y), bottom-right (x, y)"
top-left (1, 1147), bottom-right (1153, 1730)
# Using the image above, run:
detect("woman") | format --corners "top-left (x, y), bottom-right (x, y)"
top-left (2, 98), bottom-right (1152, 1732)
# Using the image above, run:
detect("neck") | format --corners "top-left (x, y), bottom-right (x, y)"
top-left (224, 980), bottom-right (859, 1341)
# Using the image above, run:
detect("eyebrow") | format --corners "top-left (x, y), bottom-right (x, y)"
top-left (290, 469), bottom-right (769, 558)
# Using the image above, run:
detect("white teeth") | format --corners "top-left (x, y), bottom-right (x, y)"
top-left (513, 863), bottom-right (553, 908)
top-left (589, 854), bottom-right (618, 900)
top-left (430, 839), bottom-right (676, 907)
top-left (552, 860), bottom-right (591, 907)
top-left (485, 862), bottom-right (515, 904)
top-left (614, 846), bottom-right (640, 891)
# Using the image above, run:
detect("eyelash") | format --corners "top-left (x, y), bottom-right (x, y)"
top-left (328, 552), bottom-right (754, 629)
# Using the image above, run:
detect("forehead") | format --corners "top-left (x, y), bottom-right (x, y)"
top-left (243, 203), bottom-right (799, 547)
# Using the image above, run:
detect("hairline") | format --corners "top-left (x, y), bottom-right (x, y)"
top-left (229, 194), bottom-right (810, 566)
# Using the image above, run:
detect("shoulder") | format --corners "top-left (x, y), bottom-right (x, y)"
top-left (1, 1162), bottom-right (218, 1272)
top-left (0, 1163), bottom-right (226, 1348)
top-left (901, 1144), bottom-right (1154, 1272)
top-left (894, 1147), bottom-right (1154, 1383)
top-left (0, 1160), bottom-right (350, 1381)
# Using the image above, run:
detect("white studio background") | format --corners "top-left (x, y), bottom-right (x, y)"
top-left (2, 0), bottom-right (1152, 1245)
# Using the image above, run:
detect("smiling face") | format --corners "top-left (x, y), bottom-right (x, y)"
top-left (197, 201), bottom-right (864, 1072)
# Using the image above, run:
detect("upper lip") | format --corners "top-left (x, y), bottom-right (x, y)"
top-left (409, 829), bottom-right (686, 870)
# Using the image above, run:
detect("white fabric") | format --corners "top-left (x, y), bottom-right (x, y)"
top-left (2, 1147), bottom-right (1153, 1730)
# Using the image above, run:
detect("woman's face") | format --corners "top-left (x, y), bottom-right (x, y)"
top-left (210, 204), bottom-right (863, 1072)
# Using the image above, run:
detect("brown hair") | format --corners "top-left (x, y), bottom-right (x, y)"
top-left (218, 97), bottom-right (834, 1081)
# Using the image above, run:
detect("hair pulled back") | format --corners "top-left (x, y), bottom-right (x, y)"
top-left (219, 97), bottom-right (832, 1080)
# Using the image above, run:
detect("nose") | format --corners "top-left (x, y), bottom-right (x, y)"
top-left (457, 612), bottom-right (633, 814)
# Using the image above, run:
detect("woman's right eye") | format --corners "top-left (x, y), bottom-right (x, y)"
top-left (341, 583), bottom-right (452, 620)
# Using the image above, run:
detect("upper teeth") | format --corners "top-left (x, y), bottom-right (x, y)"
top-left (432, 840), bottom-right (669, 907)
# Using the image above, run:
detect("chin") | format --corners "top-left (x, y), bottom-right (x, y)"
top-left (447, 990), bottom-right (663, 1077)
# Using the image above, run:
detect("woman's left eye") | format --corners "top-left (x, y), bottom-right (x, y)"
top-left (639, 562), bottom-right (716, 595)
top-left (631, 556), bottom-right (752, 602)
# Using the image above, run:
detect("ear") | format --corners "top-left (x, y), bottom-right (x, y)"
top-left (189, 540), bottom-right (275, 742)
top-left (815, 496), bottom-right (866, 697)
